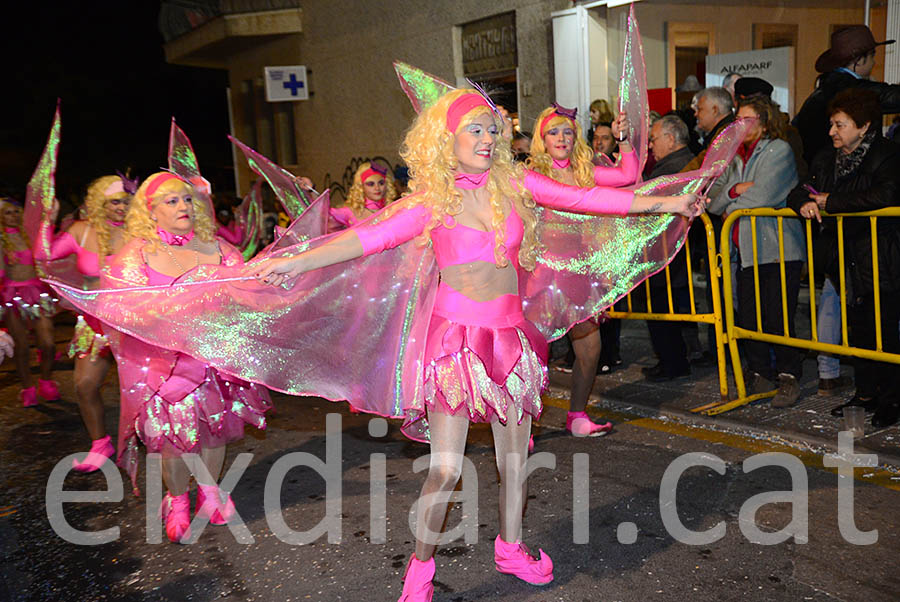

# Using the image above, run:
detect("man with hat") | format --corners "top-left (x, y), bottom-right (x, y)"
top-left (736, 77), bottom-right (807, 180)
top-left (793, 25), bottom-right (900, 165)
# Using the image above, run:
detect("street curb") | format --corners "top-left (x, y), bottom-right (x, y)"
top-left (562, 388), bottom-right (900, 470)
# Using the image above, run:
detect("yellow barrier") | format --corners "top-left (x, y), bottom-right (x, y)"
top-left (699, 207), bottom-right (900, 416)
top-left (606, 212), bottom-right (731, 401)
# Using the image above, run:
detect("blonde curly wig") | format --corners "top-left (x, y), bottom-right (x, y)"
top-left (0, 199), bottom-right (30, 266)
top-left (124, 172), bottom-right (215, 251)
top-left (526, 107), bottom-right (595, 188)
top-left (345, 161), bottom-right (398, 215)
top-left (83, 175), bottom-right (129, 259)
top-left (400, 89), bottom-right (541, 271)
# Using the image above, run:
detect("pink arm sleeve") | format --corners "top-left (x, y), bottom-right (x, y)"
top-left (354, 204), bottom-right (431, 257)
top-left (216, 223), bottom-right (244, 246)
top-left (329, 207), bottom-right (354, 228)
top-left (592, 149), bottom-right (639, 187)
top-left (523, 170), bottom-right (633, 216)
top-left (33, 230), bottom-right (80, 262)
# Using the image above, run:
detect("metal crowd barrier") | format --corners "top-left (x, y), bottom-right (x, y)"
top-left (695, 207), bottom-right (900, 415)
top-left (606, 212), bottom-right (731, 401)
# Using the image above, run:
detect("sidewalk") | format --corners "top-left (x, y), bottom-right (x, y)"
top-left (546, 280), bottom-right (900, 466)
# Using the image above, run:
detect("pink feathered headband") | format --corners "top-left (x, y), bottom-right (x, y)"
top-left (143, 173), bottom-right (189, 210)
top-left (539, 103), bottom-right (578, 137)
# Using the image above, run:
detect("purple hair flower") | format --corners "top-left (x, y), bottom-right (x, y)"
top-left (552, 103), bottom-right (578, 121)
top-left (116, 170), bottom-right (140, 195)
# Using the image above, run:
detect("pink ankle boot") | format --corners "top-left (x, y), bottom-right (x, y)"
top-left (72, 435), bottom-right (115, 473)
top-left (494, 535), bottom-right (554, 585)
top-left (37, 379), bottom-right (60, 401)
top-left (566, 411), bottom-right (612, 437)
top-left (397, 554), bottom-right (434, 601)
top-left (21, 386), bottom-right (38, 407)
top-left (196, 484), bottom-right (236, 526)
top-left (160, 492), bottom-right (191, 543)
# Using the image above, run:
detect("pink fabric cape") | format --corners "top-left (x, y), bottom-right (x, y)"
top-left (45, 118), bottom-right (750, 438)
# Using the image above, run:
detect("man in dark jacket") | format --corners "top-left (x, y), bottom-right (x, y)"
top-left (640, 115), bottom-right (697, 381)
top-left (793, 25), bottom-right (899, 166)
top-left (681, 87), bottom-right (734, 174)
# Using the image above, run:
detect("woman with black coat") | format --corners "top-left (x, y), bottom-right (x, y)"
top-left (788, 88), bottom-right (900, 427)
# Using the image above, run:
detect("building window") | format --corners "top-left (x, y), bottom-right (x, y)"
top-left (667, 23), bottom-right (716, 110)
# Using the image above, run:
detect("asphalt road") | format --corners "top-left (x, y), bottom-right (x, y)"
top-left (2, 353), bottom-right (899, 602)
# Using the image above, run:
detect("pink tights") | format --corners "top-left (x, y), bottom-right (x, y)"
top-left (413, 410), bottom-right (532, 561)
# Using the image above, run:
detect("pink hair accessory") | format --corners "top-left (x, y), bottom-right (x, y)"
top-left (103, 180), bottom-right (125, 197)
top-left (143, 173), bottom-right (188, 210)
top-left (360, 162), bottom-right (388, 184)
top-left (446, 93), bottom-right (492, 133)
top-left (539, 104), bottom-right (577, 137)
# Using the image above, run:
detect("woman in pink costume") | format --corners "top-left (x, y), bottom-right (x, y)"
top-left (108, 172), bottom-right (271, 543)
top-left (34, 175), bottom-right (132, 472)
top-left (527, 103), bottom-right (639, 438)
top-left (253, 89), bottom-right (701, 600)
top-left (0, 196), bottom-right (59, 406)
top-left (330, 161), bottom-right (398, 228)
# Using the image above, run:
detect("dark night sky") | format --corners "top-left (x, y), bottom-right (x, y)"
top-left (3, 2), bottom-right (230, 203)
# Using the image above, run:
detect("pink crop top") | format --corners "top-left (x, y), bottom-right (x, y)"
top-left (35, 231), bottom-right (101, 277)
top-left (355, 170), bottom-right (633, 265)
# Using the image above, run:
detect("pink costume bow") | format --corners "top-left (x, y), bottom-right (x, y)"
top-left (157, 228), bottom-right (195, 246)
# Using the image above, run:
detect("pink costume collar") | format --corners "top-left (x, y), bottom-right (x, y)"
top-left (364, 199), bottom-right (385, 211)
top-left (157, 228), bottom-right (194, 246)
top-left (454, 170), bottom-right (489, 189)
top-left (446, 93), bottom-right (492, 133)
top-left (4, 227), bottom-right (19, 234)
top-left (107, 220), bottom-right (124, 228)
top-left (552, 158), bottom-right (571, 169)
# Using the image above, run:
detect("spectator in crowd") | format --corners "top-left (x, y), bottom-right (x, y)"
top-left (640, 115), bottom-right (697, 381)
top-left (722, 72), bottom-right (742, 104)
top-left (789, 89), bottom-right (900, 427)
top-left (793, 25), bottom-right (900, 166)
top-left (587, 98), bottom-right (615, 146)
top-left (592, 124), bottom-right (618, 162)
top-left (511, 130), bottom-right (532, 163)
top-left (709, 95), bottom-right (803, 407)
top-left (735, 77), bottom-right (808, 181)
top-left (393, 165), bottom-right (410, 196)
top-left (682, 87), bottom-right (734, 174)
top-left (885, 115), bottom-right (900, 140)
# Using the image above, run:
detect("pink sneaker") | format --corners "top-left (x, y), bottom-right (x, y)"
top-left (397, 554), bottom-right (434, 601)
top-left (196, 484), bottom-right (236, 526)
top-left (160, 492), bottom-right (192, 543)
top-left (566, 411), bottom-right (612, 437)
top-left (37, 379), bottom-right (60, 401)
top-left (21, 386), bottom-right (38, 407)
top-left (494, 535), bottom-right (554, 585)
top-left (72, 435), bottom-right (115, 473)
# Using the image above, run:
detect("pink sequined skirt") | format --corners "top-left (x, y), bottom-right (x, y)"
top-left (68, 314), bottom-right (111, 361)
top-left (402, 288), bottom-right (549, 441)
top-left (1, 278), bottom-right (57, 319)
top-left (135, 358), bottom-right (272, 458)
